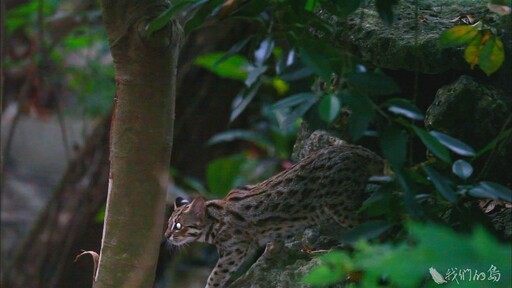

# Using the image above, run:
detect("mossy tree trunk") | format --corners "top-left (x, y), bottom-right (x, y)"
top-left (95, 1), bottom-right (181, 287)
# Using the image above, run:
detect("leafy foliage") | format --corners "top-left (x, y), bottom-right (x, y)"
top-left (304, 222), bottom-right (512, 287)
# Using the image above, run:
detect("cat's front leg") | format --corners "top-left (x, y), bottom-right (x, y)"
top-left (205, 244), bottom-right (255, 288)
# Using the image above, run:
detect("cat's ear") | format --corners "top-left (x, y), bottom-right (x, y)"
top-left (190, 196), bottom-right (206, 220)
top-left (174, 197), bottom-right (189, 209)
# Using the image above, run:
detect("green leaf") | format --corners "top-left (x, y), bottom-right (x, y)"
top-left (478, 35), bottom-right (505, 75)
top-left (194, 53), bottom-right (249, 80)
top-left (470, 181), bottom-right (512, 202)
top-left (270, 92), bottom-right (317, 111)
top-left (411, 126), bottom-right (451, 163)
top-left (94, 205), bottom-right (106, 223)
top-left (207, 129), bottom-right (275, 154)
top-left (379, 123), bottom-right (408, 167)
top-left (347, 72), bottom-right (400, 96)
top-left (452, 159), bottom-right (473, 180)
top-left (439, 25), bottom-right (479, 48)
top-left (304, 0), bottom-right (317, 12)
top-left (303, 251), bottom-right (349, 286)
top-left (464, 32), bottom-right (484, 69)
top-left (375, 0), bottom-right (397, 25)
top-left (422, 164), bottom-right (459, 203)
top-left (340, 90), bottom-right (375, 140)
top-left (385, 98), bottom-right (424, 120)
top-left (230, 82), bottom-right (261, 122)
top-left (429, 131), bottom-right (476, 157)
top-left (318, 94), bottom-right (341, 123)
top-left (146, 0), bottom-right (196, 35)
top-left (338, 220), bottom-right (392, 244)
top-left (207, 155), bottom-right (246, 197)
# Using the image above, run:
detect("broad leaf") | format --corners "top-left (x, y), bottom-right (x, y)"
top-left (439, 25), bottom-right (479, 48)
top-left (184, 0), bottom-right (224, 33)
top-left (318, 94), bottom-right (341, 123)
top-left (422, 165), bottom-right (458, 203)
top-left (476, 129), bottom-right (512, 157)
top-left (385, 98), bottom-right (424, 120)
top-left (429, 131), bottom-right (476, 157)
top-left (478, 35), bottom-right (505, 75)
top-left (394, 167), bottom-right (424, 218)
top-left (464, 32), bottom-right (484, 69)
top-left (452, 159), bottom-right (473, 180)
top-left (280, 97), bottom-right (318, 129)
top-left (411, 126), bottom-right (451, 163)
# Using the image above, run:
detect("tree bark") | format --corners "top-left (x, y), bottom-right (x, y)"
top-left (95, 1), bottom-right (181, 287)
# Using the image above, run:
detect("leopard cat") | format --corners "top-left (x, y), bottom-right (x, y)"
top-left (165, 144), bottom-right (383, 288)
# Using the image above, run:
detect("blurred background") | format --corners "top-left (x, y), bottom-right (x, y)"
top-left (2, 0), bottom-right (511, 287)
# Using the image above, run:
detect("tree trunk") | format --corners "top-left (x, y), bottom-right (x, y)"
top-left (94, 1), bottom-right (181, 287)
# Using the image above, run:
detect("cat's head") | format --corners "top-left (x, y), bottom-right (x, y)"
top-left (165, 196), bottom-right (206, 246)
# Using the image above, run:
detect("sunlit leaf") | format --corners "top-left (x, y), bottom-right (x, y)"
top-left (411, 126), bottom-right (451, 163)
top-left (304, 0), bottom-right (317, 12)
top-left (385, 98), bottom-right (424, 120)
top-left (478, 35), bottom-right (505, 75)
top-left (464, 32), bottom-right (484, 69)
top-left (422, 165), bottom-right (458, 203)
top-left (380, 123), bottom-right (408, 167)
top-left (429, 131), bottom-right (476, 157)
top-left (272, 78), bottom-right (289, 95)
top-left (452, 159), bottom-right (473, 180)
top-left (194, 53), bottom-right (249, 80)
top-left (439, 25), bottom-right (479, 48)
top-left (318, 94), bottom-right (341, 123)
